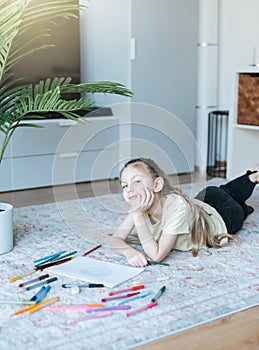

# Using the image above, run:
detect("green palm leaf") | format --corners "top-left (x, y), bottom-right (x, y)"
top-left (14, 83), bottom-right (93, 120)
top-left (0, 0), bottom-right (133, 164)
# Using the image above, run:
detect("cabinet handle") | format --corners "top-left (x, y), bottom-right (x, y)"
top-left (130, 38), bottom-right (136, 60)
top-left (58, 121), bottom-right (77, 127)
top-left (58, 152), bottom-right (79, 158)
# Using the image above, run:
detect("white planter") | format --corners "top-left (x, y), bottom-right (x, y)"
top-left (0, 202), bottom-right (13, 255)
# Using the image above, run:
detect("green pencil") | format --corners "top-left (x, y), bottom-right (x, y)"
top-left (147, 260), bottom-right (170, 266)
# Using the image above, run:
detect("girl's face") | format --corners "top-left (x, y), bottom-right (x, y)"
top-left (120, 164), bottom-right (155, 203)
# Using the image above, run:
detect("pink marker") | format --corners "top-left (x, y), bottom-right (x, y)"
top-left (68, 311), bottom-right (112, 324)
top-left (45, 304), bottom-right (103, 311)
top-left (125, 301), bottom-right (158, 317)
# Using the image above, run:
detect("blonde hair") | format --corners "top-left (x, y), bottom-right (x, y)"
top-left (120, 158), bottom-right (234, 256)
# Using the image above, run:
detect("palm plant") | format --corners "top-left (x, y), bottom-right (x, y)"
top-left (0, 0), bottom-right (133, 163)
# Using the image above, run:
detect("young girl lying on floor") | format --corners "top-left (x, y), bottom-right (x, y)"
top-left (110, 158), bottom-right (259, 267)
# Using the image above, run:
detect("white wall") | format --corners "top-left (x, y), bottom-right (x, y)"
top-left (80, 0), bottom-right (132, 162)
top-left (196, 0), bottom-right (259, 170)
top-left (80, 0), bottom-right (259, 172)
top-left (218, 0), bottom-right (259, 109)
top-left (80, 0), bottom-right (131, 106)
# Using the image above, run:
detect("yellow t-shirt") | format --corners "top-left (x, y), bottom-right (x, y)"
top-left (129, 193), bottom-right (228, 251)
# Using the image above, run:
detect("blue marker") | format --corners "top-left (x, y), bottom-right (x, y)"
top-left (30, 286), bottom-right (45, 301)
top-left (117, 291), bottom-right (150, 305)
top-left (35, 285), bottom-right (51, 303)
top-left (30, 285), bottom-right (51, 303)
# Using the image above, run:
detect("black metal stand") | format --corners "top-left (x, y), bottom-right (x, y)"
top-left (207, 110), bottom-right (229, 178)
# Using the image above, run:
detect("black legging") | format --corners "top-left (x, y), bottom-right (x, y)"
top-left (195, 171), bottom-right (257, 234)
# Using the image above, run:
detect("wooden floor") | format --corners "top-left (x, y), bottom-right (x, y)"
top-left (0, 171), bottom-right (205, 208)
top-left (1, 172), bottom-right (259, 349)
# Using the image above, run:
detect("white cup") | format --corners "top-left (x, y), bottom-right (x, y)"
top-left (0, 202), bottom-right (13, 255)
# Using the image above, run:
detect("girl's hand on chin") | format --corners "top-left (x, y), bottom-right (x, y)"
top-left (129, 188), bottom-right (154, 214)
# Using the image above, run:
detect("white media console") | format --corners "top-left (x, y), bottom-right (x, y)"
top-left (0, 116), bottom-right (119, 191)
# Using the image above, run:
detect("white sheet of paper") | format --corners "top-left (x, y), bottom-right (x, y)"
top-left (46, 257), bottom-right (144, 288)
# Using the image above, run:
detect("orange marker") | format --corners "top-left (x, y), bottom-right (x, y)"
top-left (13, 297), bottom-right (59, 316)
top-left (27, 297), bottom-right (60, 314)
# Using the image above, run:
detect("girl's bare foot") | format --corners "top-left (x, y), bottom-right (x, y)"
top-left (249, 171), bottom-right (259, 183)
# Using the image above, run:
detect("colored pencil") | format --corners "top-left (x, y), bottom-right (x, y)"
top-left (9, 269), bottom-right (36, 283)
top-left (147, 260), bottom-right (170, 266)
top-left (82, 244), bottom-right (102, 256)
top-left (36, 257), bottom-right (74, 270)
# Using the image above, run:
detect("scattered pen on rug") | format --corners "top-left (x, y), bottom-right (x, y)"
top-left (151, 285), bottom-right (166, 302)
top-left (82, 244), bottom-right (102, 256)
top-left (9, 269), bottom-right (37, 283)
top-left (19, 274), bottom-right (50, 288)
top-left (147, 260), bottom-right (170, 266)
top-left (25, 277), bottom-right (58, 291)
top-left (125, 301), bottom-right (158, 317)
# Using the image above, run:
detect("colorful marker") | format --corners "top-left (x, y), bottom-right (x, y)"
top-left (30, 286), bottom-right (46, 301)
top-left (9, 269), bottom-right (36, 283)
top-left (27, 297), bottom-right (60, 315)
top-left (118, 291), bottom-right (150, 305)
top-left (125, 301), bottom-right (158, 317)
top-left (86, 305), bottom-right (131, 313)
top-left (68, 311), bottom-right (112, 324)
top-left (13, 297), bottom-right (59, 316)
top-left (34, 285), bottom-right (51, 303)
top-left (45, 304), bottom-right (104, 311)
top-left (25, 277), bottom-right (58, 290)
top-left (19, 274), bottom-right (50, 288)
top-left (151, 286), bottom-right (166, 302)
top-left (108, 285), bottom-right (144, 296)
top-left (101, 292), bottom-right (140, 302)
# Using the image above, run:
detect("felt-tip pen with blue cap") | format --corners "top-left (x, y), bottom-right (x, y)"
top-left (117, 291), bottom-right (150, 305)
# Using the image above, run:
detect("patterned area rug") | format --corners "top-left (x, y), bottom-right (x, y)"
top-left (0, 179), bottom-right (259, 350)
